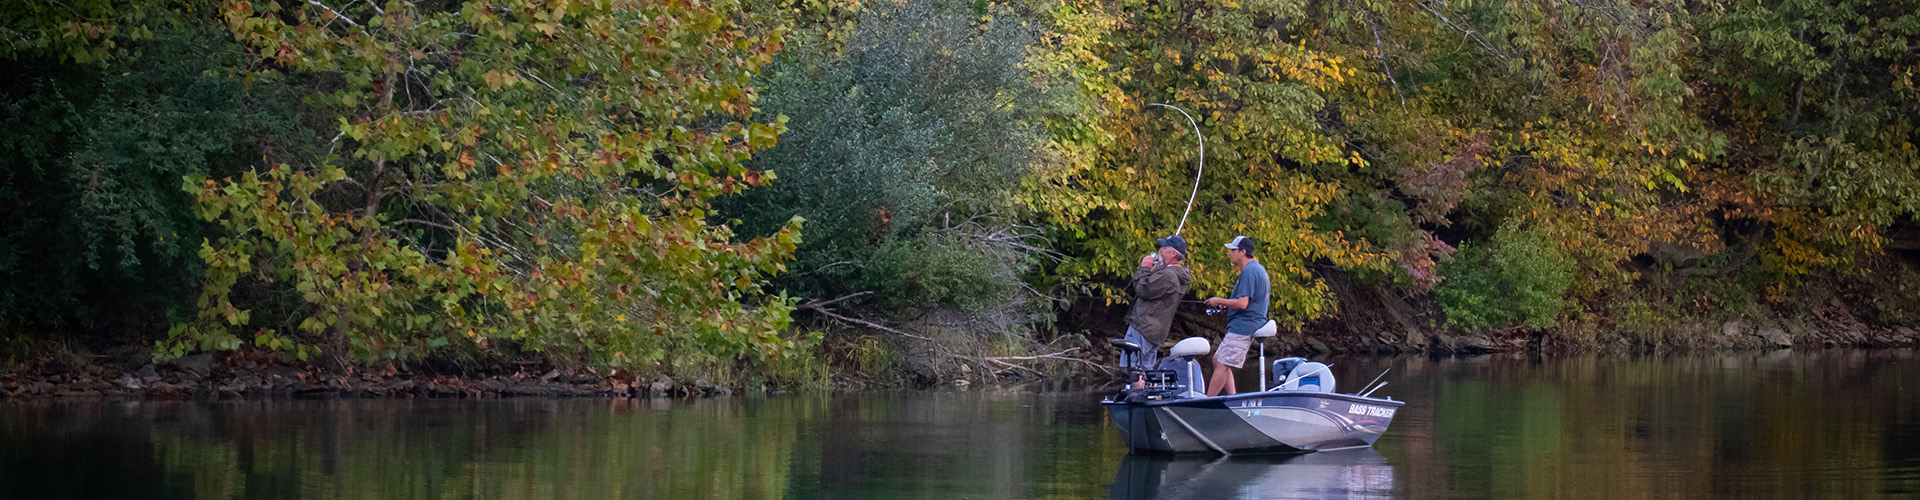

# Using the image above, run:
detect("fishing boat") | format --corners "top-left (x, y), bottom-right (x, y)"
top-left (1105, 102), bottom-right (1401, 455)
top-left (1102, 327), bottom-right (1404, 455)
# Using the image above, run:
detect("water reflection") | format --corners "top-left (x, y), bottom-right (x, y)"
top-left (3, 350), bottom-right (1920, 499)
top-left (1110, 449), bottom-right (1395, 499)
top-left (1341, 349), bottom-right (1920, 499)
top-left (0, 398), bottom-right (815, 499)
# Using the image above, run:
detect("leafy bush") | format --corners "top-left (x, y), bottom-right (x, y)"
top-left (865, 233), bottom-right (1014, 312)
top-left (0, 20), bottom-right (308, 337)
top-left (165, 0), bottom-right (807, 377)
top-left (726, 1), bottom-right (1068, 313)
top-left (1608, 298), bottom-right (1664, 341)
top-left (1436, 224), bottom-right (1578, 332)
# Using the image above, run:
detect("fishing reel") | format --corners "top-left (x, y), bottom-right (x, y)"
top-left (1205, 307), bottom-right (1225, 315)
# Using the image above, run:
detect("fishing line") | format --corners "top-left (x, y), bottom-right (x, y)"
top-left (1148, 103), bottom-right (1204, 237)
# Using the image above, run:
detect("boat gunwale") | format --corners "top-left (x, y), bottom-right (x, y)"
top-left (1100, 390), bottom-right (1406, 408)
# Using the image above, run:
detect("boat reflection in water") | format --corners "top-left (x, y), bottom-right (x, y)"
top-left (1109, 448), bottom-right (1397, 500)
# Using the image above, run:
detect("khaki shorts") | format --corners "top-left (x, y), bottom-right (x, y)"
top-left (1213, 333), bottom-right (1253, 369)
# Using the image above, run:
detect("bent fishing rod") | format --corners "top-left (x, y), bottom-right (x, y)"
top-left (1148, 103), bottom-right (1204, 237)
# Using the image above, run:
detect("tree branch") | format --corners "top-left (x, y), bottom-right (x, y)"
top-left (394, 218), bottom-right (457, 230)
top-left (794, 260), bottom-right (860, 276)
top-left (978, 348), bottom-right (1115, 375)
top-left (800, 291), bottom-right (872, 309)
top-left (362, 54), bottom-right (399, 218)
top-left (796, 300), bottom-right (934, 342)
top-left (307, 0), bottom-right (361, 28)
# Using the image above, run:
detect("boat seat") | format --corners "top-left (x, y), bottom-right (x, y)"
top-left (1168, 337), bottom-right (1210, 358)
top-left (1279, 361), bottom-right (1336, 393)
top-left (1253, 319), bottom-right (1278, 338)
top-left (1269, 357), bottom-right (1305, 388)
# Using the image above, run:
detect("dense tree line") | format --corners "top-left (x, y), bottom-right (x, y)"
top-left (1038, 0), bottom-right (1920, 338)
top-left (4, 0), bottom-right (1919, 383)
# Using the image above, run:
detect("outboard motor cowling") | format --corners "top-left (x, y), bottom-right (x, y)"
top-left (1162, 337), bottom-right (1211, 399)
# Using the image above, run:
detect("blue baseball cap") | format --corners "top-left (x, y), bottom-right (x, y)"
top-left (1155, 234), bottom-right (1189, 258)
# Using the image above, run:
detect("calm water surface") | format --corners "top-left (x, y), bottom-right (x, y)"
top-left (4, 349), bottom-right (1919, 499)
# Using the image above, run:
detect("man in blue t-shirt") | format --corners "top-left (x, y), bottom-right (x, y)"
top-left (1203, 235), bottom-right (1269, 396)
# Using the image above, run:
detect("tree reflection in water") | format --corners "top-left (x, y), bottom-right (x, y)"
top-left (3, 350), bottom-right (1920, 499)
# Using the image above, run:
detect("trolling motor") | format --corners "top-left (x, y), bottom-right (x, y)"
top-left (1109, 339), bottom-right (1174, 402)
top-left (1110, 339), bottom-right (1176, 385)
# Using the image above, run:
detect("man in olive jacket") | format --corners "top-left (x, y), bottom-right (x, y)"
top-left (1121, 235), bottom-right (1194, 387)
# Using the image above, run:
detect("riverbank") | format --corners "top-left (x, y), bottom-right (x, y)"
top-left (10, 318), bottom-right (1919, 401)
top-left (1062, 289), bottom-right (1920, 367)
top-left (13, 266), bottom-right (1920, 400)
top-left (1280, 315), bottom-right (1920, 355)
top-left (1051, 257), bottom-right (1920, 360)
top-left (0, 350), bottom-right (730, 400)
top-left (1275, 274), bottom-right (1920, 355)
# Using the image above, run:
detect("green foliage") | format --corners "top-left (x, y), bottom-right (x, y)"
top-left (0, 0), bottom-right (161, 64)
top-left (0, 16), bottom-right (305, 336)
top-left (1312, 0), bottom-right (1727, 301)
top-left (1437, 225), bottom-right (1578, 332)
top-left (1038, 0), bottom-right (1916, 335)
top-left (818, 332), bottom-right (899, 383)
top-left (730, 0), bottom-right (1071, 314)
top-left (7, 0), bottom-right (1920, 369)
top-left (1606, 299), bottom-right (1664, 342)
top-left (1694, 0), bottom-right (1920, 290)
top-left (166, 0), bottom-right (810, 376)
top-left (865, 233), bottom-right (1011, 312)
top-left (752, 330), bottom-right (832, 390)
top-left (1032, 0), bottom-right (1390, 327)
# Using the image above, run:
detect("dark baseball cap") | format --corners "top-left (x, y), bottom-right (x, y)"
top-left (1224, 235), bottom-right (1256, 252)
top-left (1155, 234), bottom-right (1189, 257)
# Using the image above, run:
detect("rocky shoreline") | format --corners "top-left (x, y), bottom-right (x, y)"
top-left (1277, 315), bottom-right (1920, 355)
top-left (0, 351), bottom-right (723, 400)
top-left (10, 311), bottom-right (1920, 401)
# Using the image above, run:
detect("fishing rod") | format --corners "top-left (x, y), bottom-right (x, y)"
top-left (1355, 367), bottom-right (1392, 397)
top-left (1147, 103), bottom-right (1204, 237)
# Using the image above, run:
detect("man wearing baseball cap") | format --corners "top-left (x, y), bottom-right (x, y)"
top-left (1120, 234), bottom-right (1193, 388)
top-left (1203, 235), bottom-right (1269, 396)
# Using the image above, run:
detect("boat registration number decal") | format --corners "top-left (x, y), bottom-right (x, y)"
top-left (1348, 404), bottom-right (1396, 418)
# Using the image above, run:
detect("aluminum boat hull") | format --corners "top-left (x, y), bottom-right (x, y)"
top-left (1104, 391), bottom-right (1403, 455)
